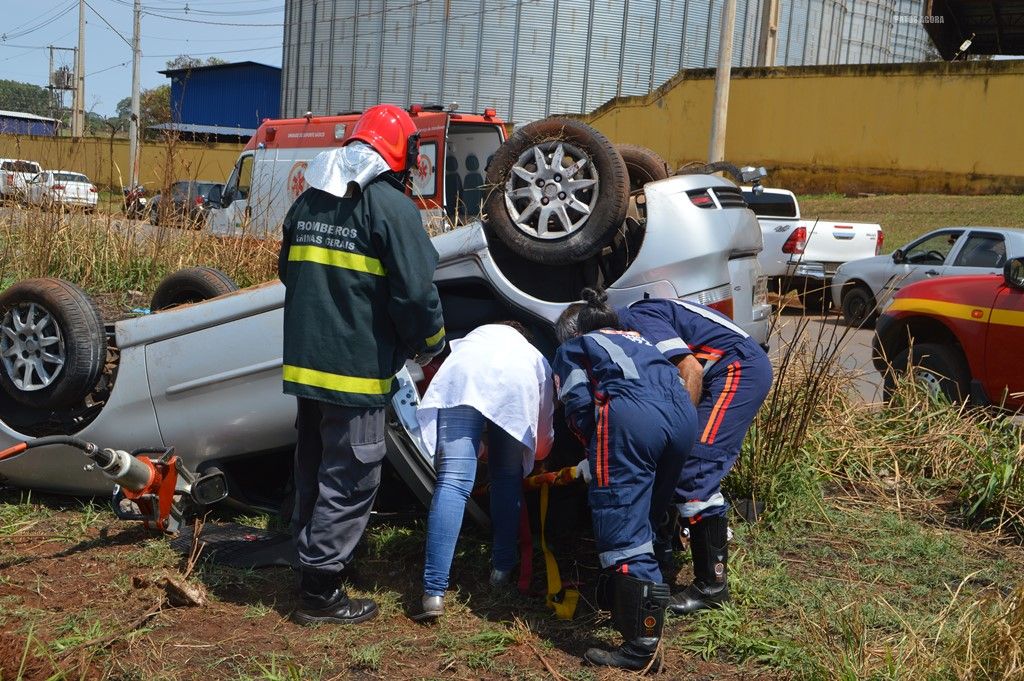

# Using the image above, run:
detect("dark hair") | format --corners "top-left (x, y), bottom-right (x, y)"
top-left (495, 319), bottom-right (534, 344)
top-left (555, 288), bottom-right (619, 343)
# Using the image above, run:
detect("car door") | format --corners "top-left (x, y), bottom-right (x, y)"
top-left (880, 229), bottom-right (964, 301)
top-left (215, 152), bottom-right (255, 234)
top-left (981, 272), bottom-right (1024, 409)
top-left (948, 231), bottom-right (1008, 278)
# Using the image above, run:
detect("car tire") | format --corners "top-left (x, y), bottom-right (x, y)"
top-left (616, 144), bottom-right (670, 193)
top-left (0, 278), bottom-right (106, 409)
top-left (483, 117), bottom-right (629, 266)
top-left (841, 284), bottom-right (876, 327)
top-left (883, 342), bottom-right (970, 404)
top-left (150, 267), bottom-right (239, 311)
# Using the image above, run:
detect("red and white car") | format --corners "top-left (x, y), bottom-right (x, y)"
top-left (26, 170), bottom-right (99, 212)
top-left (873, 256), bottom-right (1024, 408)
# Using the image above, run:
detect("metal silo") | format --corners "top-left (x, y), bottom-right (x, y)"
top-left (892, 0), bottom-right (932, 61)
top-left (282, 0), bottom-right (935, 122)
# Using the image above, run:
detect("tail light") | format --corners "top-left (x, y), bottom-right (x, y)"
top-left (89, 186), bottom-right (97, 193)
top-left (5, 175), bottom-right (12, 185)
top-left (707, 298), bottom-right (735, 319)
top-left (782, 226), bottom-right (807, 254)
top-left (687, 190), bottom-right (715, 208)
top-left (195, 195), bottom-right (205, 206)
top-left (52, 184), bottom-right (65, 191)
top-left (875, 230), bottom-right (884, 256)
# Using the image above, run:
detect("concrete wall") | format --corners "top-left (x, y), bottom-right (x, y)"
top-left (0, 134), bottom-right (243, 189)
top-left (583, 60), bottom-right (1024, 194)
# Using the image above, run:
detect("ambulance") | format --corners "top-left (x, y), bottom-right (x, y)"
top-left (207, 106), bottom-right (507, 237)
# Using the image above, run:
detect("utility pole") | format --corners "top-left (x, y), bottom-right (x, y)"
top-left (129, 0), bottom-right (142, 187)
top-left (708, 0), bottom-right (737, 163)
top-left (72, 0), bottom-right (86, 137)
top-left (756, 0), bottom-right (780, 67)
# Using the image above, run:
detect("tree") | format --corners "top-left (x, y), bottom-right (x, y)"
top-left (0, 80), bottom-right (51, 117)
top-left (140, 85), bottom-right (172, 131)
top-left (165, 55), bottom-right (228, 70)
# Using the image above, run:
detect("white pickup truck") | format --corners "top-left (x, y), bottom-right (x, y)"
top-left (742, 187), bottom-right (883, 311)
top-left (0, 159), bottom-right (43, 202)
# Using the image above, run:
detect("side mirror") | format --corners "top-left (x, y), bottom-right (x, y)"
top-left (220, 187), bottom-right (234, 208)
top-left (207, 184), bottom-right (223, 208)
top-left (740, 165), bottom-right (768, 184)
top-left (1005, 257), bottom-right (1024, 290)
top-left (892, 249), bottom-right (905, 264)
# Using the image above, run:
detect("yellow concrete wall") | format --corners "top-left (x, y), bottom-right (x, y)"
top-left (0, 135), bottom-right (243, 189)
top-left (584, 60), bottom-right (1024, 194)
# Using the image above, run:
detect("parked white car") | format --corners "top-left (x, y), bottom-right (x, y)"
top-left (743, 187), bottom-right (883, 310)
top-left (0, 159), bottom-right (43, 202)
top-left (832, 226), bottom-right (1024, 326)
top-left (26, 171), bottom-right (99, 212)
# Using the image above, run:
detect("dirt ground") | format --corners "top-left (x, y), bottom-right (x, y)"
top-left (0, 492), bottom-right (775, 681)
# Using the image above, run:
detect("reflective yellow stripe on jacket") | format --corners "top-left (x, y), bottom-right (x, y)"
top-left (283, 365), bottom-right (393, 395)
top-left (288, 245), bottom-right (386, 276)
top-left (425, 326), bottom-right (446, 348)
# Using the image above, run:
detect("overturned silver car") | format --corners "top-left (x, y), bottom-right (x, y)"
top-left (0, 120), bottom-right (768, 515)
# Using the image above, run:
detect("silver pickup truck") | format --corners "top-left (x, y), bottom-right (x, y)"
top-left (744, 187), bottom-right (883, 311)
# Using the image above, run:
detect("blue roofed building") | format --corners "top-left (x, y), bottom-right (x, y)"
top-left (156, 61), bottom-right (281, 143)
top-left (0, 110), bottom-right (60, 136)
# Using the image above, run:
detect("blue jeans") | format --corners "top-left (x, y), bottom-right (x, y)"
top-left (423, 405), bottom-right (525, 597)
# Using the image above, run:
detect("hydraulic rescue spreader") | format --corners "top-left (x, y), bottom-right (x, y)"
top-left (0, 436), bottom-right (226, 533)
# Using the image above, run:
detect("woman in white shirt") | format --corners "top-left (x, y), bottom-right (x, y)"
top-left (411, 322), bottom-right (554, 620)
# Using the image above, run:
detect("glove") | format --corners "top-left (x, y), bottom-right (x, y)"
top-left (575, 458), bottom-right (592, 484)
top-left (413, 339), bottom-right (446, 367)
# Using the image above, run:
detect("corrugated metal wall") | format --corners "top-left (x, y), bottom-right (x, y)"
top-left (282, 0), bottom-right (934, 122)
top-left (169, 64), bottom-right (281, 129)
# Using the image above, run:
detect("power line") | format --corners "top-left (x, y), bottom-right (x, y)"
top-left (1, 2), bottom-right (78, 41)
top-left (82, 0), bottom-right (133, 48)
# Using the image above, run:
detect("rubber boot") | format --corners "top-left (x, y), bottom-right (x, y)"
top-left (293, 569), bottom-right (379, 625)
top-left (669, 514), bottom-right (729, 615)
top-left (584, 574), bottom-right (670, 673)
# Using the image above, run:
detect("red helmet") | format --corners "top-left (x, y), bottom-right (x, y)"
top-left (345, 104), bottom-right (419, 172)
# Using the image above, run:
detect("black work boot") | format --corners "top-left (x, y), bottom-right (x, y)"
top-left (293, 569), bottom-right (379, 625)
top-left (669, 514), bottom-right (729, 616)
top-left (584, 574), bottom-right (670, 673)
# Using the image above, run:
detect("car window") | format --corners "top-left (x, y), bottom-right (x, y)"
top-left (52, 172), bottom-right (88, 183)
top-left (171, 182), bottom-right (190, 200)
top-left (1, 160), bottom-right (40, 173)
top-left (195, 183), bottom-right (218, 197)
top-left (741, 191), bottom-right (798, 218)
top-left (952, 233), bottom-right (1007, 268)
top-left (236, 156), bottom-right (253, 199)
top-left (904, 231), bottom-right (963, 265)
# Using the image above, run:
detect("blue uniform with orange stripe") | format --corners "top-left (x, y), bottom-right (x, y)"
top-left (553, 329), bottom-right (697, 583)
top-left (617, 299), bottom-right (773, 520)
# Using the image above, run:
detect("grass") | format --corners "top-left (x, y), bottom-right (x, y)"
top-left (799, 193), bottom-right (1024, 249)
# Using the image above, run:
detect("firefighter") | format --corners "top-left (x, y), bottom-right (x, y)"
top-left (278, 104), bottom-right (446, 626)
top-left (552, 288), bottom-right (696, 672)
top-left (616, 297), bottom-right (773, 615)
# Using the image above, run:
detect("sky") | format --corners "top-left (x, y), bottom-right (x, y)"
top-left (0, 0), bottom-right (285, 116)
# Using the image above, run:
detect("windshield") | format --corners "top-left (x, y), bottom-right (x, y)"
top-left (53, 172), bottom-right (89, 183)
top-left (2, 161), bottom-right (42, 174)
top-left (742, 191), bottom-right (798, 218)
top-left (444, 123), bottom-right (504, 223)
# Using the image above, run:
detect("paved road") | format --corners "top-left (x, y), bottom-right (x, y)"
top-left (771, 310), bottom-right (883, 404)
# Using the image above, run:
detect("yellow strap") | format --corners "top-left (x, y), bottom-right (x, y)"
top-left (425, 326), bottom-right (446, 348)
top-left (288, 244), bottom-right (386, 276)
top-left (540, 483), bottom-right (579, 620)
top-left (283, 364), bottom-right (393, 395)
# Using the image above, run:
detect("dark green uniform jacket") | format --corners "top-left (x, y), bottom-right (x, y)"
top-left (278, 179), bottom-right (445, 408)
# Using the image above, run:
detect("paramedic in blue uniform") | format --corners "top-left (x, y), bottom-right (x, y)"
top-left (617, 297), bottom-right (773, 615)
top-left (552, 288), bottom-right (696, 672)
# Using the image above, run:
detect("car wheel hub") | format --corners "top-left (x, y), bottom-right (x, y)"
top-left (912, 368), bottom-right (944, 400)
top-left (0, 302), bottom-right (66, 392)
top-left (503, 141), bottom-right (599, 240)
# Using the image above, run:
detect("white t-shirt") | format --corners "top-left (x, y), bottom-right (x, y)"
top-left (417, 324), bottom-right (555, 475)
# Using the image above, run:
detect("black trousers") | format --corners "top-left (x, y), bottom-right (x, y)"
top-left (291, 397), bottom-right (387, 573)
